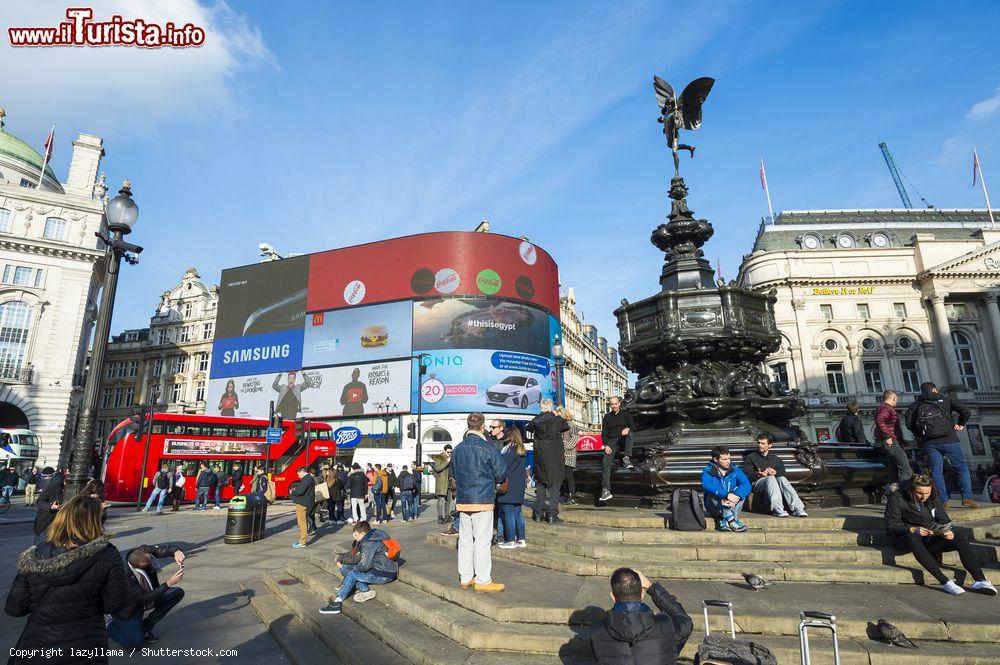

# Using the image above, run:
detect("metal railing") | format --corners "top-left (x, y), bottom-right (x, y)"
top-left (0, 365), bottom-right (33, 384)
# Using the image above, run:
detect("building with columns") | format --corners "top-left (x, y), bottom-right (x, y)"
top-left (739, 208), bottom-right (1000, 465)
top-left (558, 287), bottom-right (628, 429)
top-left (0, 108), bottom-right (110, 467)
top-left (94, 268), bottom-right (218, 444)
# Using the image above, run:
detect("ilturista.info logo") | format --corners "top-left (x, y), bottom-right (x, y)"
top-left (8, 8), bottom-right (206, 48)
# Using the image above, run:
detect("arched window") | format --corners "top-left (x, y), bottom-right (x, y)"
top-left (0, 301), bottom-right (34, 374)
top-left (422, 427), bottom-right (452, 443)
top-left (43, 217), bottom-right (67, 241)
top-left (951, 331), bottom-right (979, 390)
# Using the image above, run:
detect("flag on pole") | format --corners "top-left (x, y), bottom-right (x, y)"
top-left (36, 125), bottom-right (55, 189)
top-left (759, 157), bottom-right (776, 224)
top-left (974, 148), bottom-right (980, 187)
top-left (42, 125), bottom-right (54, 163)
top-left (973, 148), bottom-right (996, 229)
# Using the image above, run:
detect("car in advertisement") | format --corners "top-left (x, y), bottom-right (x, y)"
top-left (485, 375), bottom-right (542, 409)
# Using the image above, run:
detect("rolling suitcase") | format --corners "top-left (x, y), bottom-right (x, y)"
top-left (695, 600), bottom-right (777, 665)
top-left (798, 610), bottom-right (841, 665)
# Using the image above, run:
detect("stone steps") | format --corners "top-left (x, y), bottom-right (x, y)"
top-left (244, 582), bottom-right (346, 665)
top-left (524, 523), bottom-right (1000, 566)
top-left (279, 560), bottom-right (590, 664)
top-left (270, 549), bottom-right (1000, 664)
top-left (428, 532), bottom-right (998, 585)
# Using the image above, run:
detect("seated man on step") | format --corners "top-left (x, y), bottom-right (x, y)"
top-left (742, 433), bottom-right (808, 517)
top-left (701, 446), bottom-right (751, 532)
top-left (319, 520), bottom-right (398, 615)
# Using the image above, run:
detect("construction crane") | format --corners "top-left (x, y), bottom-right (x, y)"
top-left (879, 142), bottom-right (933, 209)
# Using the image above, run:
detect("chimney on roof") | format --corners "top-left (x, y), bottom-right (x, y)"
top-left (64, 133), bottom-right (104, 198)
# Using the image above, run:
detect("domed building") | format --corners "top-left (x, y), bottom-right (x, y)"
top-left (0, 107), bottom-right (111, 468)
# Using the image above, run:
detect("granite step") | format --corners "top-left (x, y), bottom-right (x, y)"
top-left (528, 519), bottom-right (869, 545)
top-left (243, 582), bottom-right (346, 665)
top-left (427, 532), bottom-right (995, 585)
top-left (347, 549), bottom-right (1000, 645)
top-left (283, 560), bottom-right (592, 663)
top-left (263, 570), bottom-right (405, 665)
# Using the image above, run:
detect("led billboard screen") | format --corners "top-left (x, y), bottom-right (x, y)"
top-left (209, 232), bottom-right (560, 420)
top-left (306, 233), bottom-right (559, 315)
top-left (304, 301), bottom-right (412, 368)
top-left (412, 298), bottom-right (551, 356)
top-left (414, 349), bottom-right (557, 415)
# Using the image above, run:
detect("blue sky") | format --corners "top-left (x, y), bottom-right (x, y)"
top-left (2, 1), bottom-right (1000, 347)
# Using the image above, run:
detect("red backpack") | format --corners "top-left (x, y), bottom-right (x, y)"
top-left (383, 537), bottom-right (402, 559)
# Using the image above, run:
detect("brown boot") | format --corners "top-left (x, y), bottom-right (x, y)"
top-left (942, 502), bottom-right (950, 510)
top-left (962, 498), bottom-right (980, 509)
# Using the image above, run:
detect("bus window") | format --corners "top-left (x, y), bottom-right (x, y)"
top-left (209, 426), bottom-right (228, 437)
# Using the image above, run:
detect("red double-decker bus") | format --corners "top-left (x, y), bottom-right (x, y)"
top-left (102, 413), bottom-right (334, 504)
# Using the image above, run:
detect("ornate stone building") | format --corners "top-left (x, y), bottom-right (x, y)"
top-left (558, 287), bottom-right (628, 429)
top-left (0, 108), bottom-right (109, 466)
top-left (95, 269), bottom-right (218, 443)
top-left (739, 208), bottom-right (1000, 465)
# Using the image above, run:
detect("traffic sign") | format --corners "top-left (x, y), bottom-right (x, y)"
top-left (266, 427), bottom-right (282, 444)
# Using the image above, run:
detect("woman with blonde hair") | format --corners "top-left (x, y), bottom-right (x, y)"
top-left (497, 427), bottom-right (529, 549)
top-left (6, 494), bottom-right (133, 663)
top-left (557, 406), bottom-right (581, 505)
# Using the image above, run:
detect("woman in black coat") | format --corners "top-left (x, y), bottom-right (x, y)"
top-left (527, 400), bottom-right (569, 524)
top-left (885, 473), bottom-right (996, 595)
top-left (6, 494), bottom-right (134, 664)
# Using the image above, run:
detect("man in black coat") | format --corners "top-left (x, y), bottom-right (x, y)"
top-left (600, 397), bottom-right (636, 502)
top-left (290, 466), bottom-right (315, 548)
top-left (905, 382), bottom-right (976, 508)
top-left (836, 401), bottom-right (867, 443)
top-left (590, 567), bottom-right (692, 665)
top-left (108, 544), bottom-right (186, 646)
top-left (527, 400), bottom-right (569, 524)
top-left (33, 467), bottom-right (65, 538)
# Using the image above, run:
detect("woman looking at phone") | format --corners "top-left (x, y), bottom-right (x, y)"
top-left (885, 473), bottom-right (996, 595)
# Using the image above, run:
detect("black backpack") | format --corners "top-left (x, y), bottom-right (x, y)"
top-left (669, 489), bottom-right (707, 531)
top-left (913, 400), bottom-right (953, 439)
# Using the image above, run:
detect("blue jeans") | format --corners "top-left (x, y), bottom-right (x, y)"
top-left (338, 564), bottom-right (392, 599)
top-left (108, 587), bottom-right (185, 647)
top-left (195, 487), bottom-right (210, 508)
top-left (144, 488), bottom-right (168, 512)
top-left (924, 441), bottom-right (973, 500)
top-left (500, 503), bottom-right (525, 542)
top-left (704, 493), bottom-right (745, 522)
top-left (401, 493), bottom-right (415, 520)
top-left (373, 492), bottom-right (386, 521)
top-left (3, 485), bottom-right (15, 499)
top-left (213, 486), bottom-right (222, 507)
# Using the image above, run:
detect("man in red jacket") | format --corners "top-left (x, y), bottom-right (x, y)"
top-left (874, 390), bottom-right (912, 491)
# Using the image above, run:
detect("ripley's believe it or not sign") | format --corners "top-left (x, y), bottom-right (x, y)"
top-left (206, 232), bottom-right (561, 422)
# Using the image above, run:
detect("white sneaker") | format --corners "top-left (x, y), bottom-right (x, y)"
top-left (498, 541), bottom-right (518, 549)
top-left (772, 509), bottom-right (789, 518)
top-left (943, 580), bottom-right (965, 595)
top-left (972, 580), bottom-right (997, 595)
top-left (353, 590), bottom-right (376, 603)
top-left (213, 506), bottom-right (221, 510)
top-left (516, 539), bottom-right (526, 548)
top-left (599, 490), bottom-right (613, 502)
top-left (792, 509), bottom-right (808, 517)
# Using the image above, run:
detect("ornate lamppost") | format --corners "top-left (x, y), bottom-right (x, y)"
top-left (552, 337), bottom-right (566, 407)
top-left (65, 181), bottom-right (141, 499)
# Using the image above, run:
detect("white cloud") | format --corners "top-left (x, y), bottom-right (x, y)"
top-left (968, 85), bottom-right (1000, 120)
top-left (0, 0), bottom-right (275, 135)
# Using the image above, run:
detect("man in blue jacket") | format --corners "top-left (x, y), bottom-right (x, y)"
top-left (319, 521), bottom-right (398, 614)
top-left (451, 412), bottom-right (508, 593)
top-left (701, 446), bottom-right (751, 532)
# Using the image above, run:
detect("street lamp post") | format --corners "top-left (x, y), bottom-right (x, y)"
top-left (65, 181), bottom-right (141, 500)
top-left (552, 338), bottom-right (566, 408)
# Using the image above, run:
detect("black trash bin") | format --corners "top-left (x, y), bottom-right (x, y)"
top-left (225, 493), bottom-right (266, 544)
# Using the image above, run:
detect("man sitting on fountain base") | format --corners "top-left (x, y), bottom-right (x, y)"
top-left (701, 446), bottom-right (751, 532)
top-left (742, 433), bottom-right (808, 518)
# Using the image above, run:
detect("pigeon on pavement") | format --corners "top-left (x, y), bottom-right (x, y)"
top-left (741, 572), bottom-right (773, 591)
top-left (876, 619), bottom-right (918, 648)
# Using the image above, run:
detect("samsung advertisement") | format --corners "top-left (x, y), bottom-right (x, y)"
top-left (208, 232), bottom-right (560, 423)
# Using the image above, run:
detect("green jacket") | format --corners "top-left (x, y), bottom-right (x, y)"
top-left (432, 453), bottom-right (452, 496)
